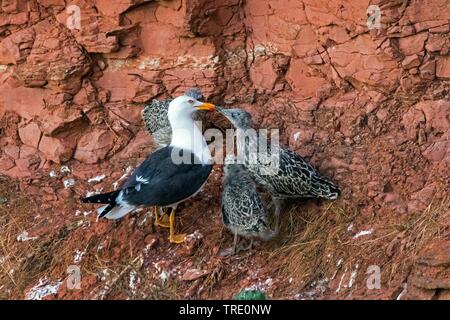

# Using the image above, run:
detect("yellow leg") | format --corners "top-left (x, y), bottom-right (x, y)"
top-left (168, 208), bottom-right (186, 244)
top-left (154, 207), bottom-right (170, 228)
top-left (153, 207), bottom-right (158, 221)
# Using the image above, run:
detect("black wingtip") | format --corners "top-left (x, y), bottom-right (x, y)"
top-left (98, 203), bottom-right (115, 218)
top-left (82, 190), bottom-right (120, 204)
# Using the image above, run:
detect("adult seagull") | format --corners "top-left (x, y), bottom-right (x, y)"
top-left (141, 88), bottom-right (205, 227)
top-left (82, 95), bottom-right (216, 243)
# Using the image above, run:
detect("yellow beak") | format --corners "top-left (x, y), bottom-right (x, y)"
top-left (196, 103), bottom-right (216, 111)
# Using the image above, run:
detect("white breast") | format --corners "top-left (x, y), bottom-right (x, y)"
top-left (169, 114), bottom-right (212, 165)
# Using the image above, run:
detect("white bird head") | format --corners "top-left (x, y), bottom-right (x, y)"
top-left (168, 95), bottom-right (215, 122)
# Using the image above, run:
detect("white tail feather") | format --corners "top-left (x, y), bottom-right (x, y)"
top-left (101, 204), bottom-right (135, 220)
top-left (97, 205), bottom-right (108, 216)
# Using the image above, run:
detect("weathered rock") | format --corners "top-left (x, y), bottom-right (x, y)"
top-left (12, 20), bottom-right (92, 93)
top-left (55, 2), bottom-right (121, 54)
top-left (293, 98), bottom-right (319, 112)
top-left (419, 60), bottom-right (436, 80)
top-left (19, 144), bottom-right (39, 160)
top-left (403, 0), bottom-right (449, 28)
top-left (285, 58), bottom-right (327, 97)
top-left (426, 34), bottom-right (447, 52)
top-left (402, 100), bottom-right (449, 146)
top-left (410, 184), bottom-right (437, 212)
top-left (0, 83), bottom-right (46, 120)
top-left (403, 285), bottom-right (437, 300)
top-left (416, 240), bottom-right (450, 267)
top-left (74, 129), bottom-right (115, 164)
top-left (422, 140), bottom-right (449, 162)
top-left (418, 100), bottom-right (449, 135)
top-left (402, 55), bottom-right (421, 69)
top-left (0, 28), bottom-right (35, 65)
top-left (398, 32), bottom-right (428, 56)
top-left (18, 122), bottom-right (42, 148)
top-left (250, 58), bottom-right (278, 91)
top-left (15, 157), bottom-right (35, 172)
top-left (38, 135), bottom-right (74, 164)
top-left (116, 130), bottom-right (152, 159)
top-left (404, 239), bottom-right (450, 300)
top-left (38, 106), bottom-right (85, 137)
top-left (3, 144), bottom-right (20, 159)
top-left (436, 56), bottom-right (450, 79)
top-left (144, 234), bottom-right (158, 248)
top-left (0, 156), bottom-right (15, 171)
top-left (95, 69), bottom-right (162, 103)
top-left (328, 34), bottom-right (399, 90)
top-left (176, 230), bottom-right (203, 256)
top-left (437, 290), bottom-right (450, 300)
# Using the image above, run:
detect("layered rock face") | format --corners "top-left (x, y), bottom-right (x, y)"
top-left (0, 0), bottom-right (449, 298)
top-left (0, 0), bottom-right (448, 170)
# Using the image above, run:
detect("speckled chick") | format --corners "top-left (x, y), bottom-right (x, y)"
top-left (217, 107), bottom-right (341, 222)
top-left (142, 88), bottom-right (204, 148)
top-left (221, 156), bottom-right (277, 255)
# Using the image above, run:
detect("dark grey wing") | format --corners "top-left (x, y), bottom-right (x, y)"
top-left (122, 147), bottom-right (213, 207)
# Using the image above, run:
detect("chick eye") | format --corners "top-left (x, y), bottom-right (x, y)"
top-left (188, 99), bottom-right (195, 104)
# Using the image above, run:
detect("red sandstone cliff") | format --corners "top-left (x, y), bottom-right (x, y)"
top-left (0, 0), bottom-right (449, 300)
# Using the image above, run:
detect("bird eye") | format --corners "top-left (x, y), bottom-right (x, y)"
top-left (188, 99), bottom-right (194, 104)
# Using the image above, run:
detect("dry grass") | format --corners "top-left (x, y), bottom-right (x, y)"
top-left (0, 176), bottom-right (35, 298)
top-left (201, 258), bottom-right (227, 297)
top-left (1, 170), bottom-right (448, 300)
top-left (0, 174), bottom-right (153, 300)
top-left (76, 230), bottom-right (183, 300)
top-left (381, 198), bottom-right (450, 282)
top-left (0, 177), bottom-right (50, 298)
top-left (272, 197), bottom-right (450, 294)
top-left (271, 202), bottom-right (357, 289)
top-left (0, 176), bottom-right (75, 299)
